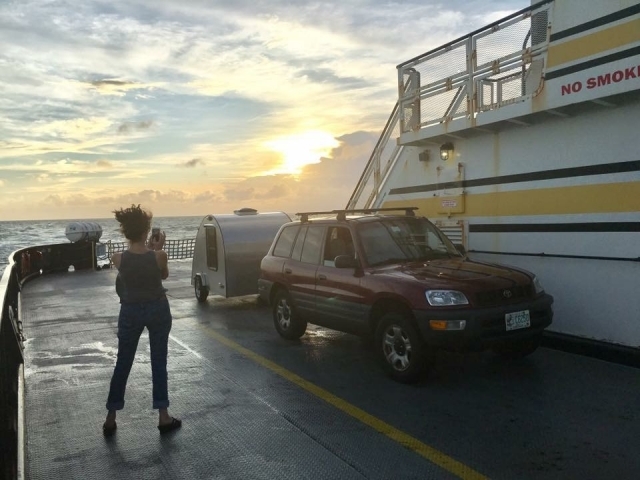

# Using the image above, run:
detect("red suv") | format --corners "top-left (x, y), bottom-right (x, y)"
top-left (258, 208), bottom-right (554, 383)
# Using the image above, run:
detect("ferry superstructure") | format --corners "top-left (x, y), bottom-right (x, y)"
top-left (349, 0), bottom-right (640, 351)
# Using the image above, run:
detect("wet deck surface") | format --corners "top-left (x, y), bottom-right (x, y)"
top-left (20, 260), bottom-right (640, 480)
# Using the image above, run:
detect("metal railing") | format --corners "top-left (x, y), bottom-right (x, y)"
top-left (398, 0), bottom-right (553, 133)
top-left (102, 239), bottom-right (196, 262)
top-left (347, 0), bottom-right (554, 210)
top-left (346, 102), bottom-right (403, 209)
top-left (0, 258), bottom-right (24, 480)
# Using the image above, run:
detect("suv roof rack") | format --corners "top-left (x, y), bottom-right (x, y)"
top-left (295, 207), bottom-right (418, 223)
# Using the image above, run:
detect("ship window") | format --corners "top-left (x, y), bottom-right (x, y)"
top-left (205, 227), bottom-right (218, 271)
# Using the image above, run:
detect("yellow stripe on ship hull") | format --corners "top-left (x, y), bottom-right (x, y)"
top-left (547, 18), bottom-right (640, 69)
top-left (382, 181), bottom-right (640, 218)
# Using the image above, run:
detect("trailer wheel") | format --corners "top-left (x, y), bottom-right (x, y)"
top-left (195, 276), bottom-right (209, 303)
top-left (375, 311), bottom-right (429, 383)
top-left (273, 290), bottom-right (306, 339)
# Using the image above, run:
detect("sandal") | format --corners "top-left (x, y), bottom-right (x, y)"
top-left (103, 421), bottom-right (117, 437)
top-left (158, 417), bottom-right (182, 434)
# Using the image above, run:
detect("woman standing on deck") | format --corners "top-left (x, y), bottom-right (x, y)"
top-left (103, 204), bottom-right (181, 436)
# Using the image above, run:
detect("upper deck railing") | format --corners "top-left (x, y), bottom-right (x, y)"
top-left (347, 0), bottom-right (554, 209)
top-left (398, 0), bottom-right (553, 133)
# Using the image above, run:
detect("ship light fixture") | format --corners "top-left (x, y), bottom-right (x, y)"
top-left (440, 142), bottom-right (454, 161)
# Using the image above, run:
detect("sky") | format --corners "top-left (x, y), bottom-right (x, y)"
top-left (0, 0), bottom-right (525, 221)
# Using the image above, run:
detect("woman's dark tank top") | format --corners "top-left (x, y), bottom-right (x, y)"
top-left (118, 250), bottom-right (165, 303)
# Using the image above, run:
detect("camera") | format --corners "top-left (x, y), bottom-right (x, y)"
top-left (151, 227), bottom-right (161, 241)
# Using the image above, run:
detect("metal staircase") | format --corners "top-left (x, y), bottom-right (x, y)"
top-left (345, 102), bottom-right (404, 210)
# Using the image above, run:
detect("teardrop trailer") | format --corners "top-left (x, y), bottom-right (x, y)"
top-left (191, 208), bottom-right (291, 301)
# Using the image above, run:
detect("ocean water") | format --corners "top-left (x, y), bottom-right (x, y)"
top-left (0, 216), bottom-right (202, 266)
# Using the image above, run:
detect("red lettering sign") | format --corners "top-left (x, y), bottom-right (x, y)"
top-left (561, 63), bottom-right (640, 95)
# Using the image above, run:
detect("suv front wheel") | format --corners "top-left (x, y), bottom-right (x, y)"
top-left (375, 312), bottom-right (429, 383)
top-left (273, 289), bottom-right (307, 340)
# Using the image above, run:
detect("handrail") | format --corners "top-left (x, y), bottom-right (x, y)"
top-left (397, 0), bottom-right (553, 132)
top-left (103, 238), bottom-right (196, 261)
top-left (0, 252), bottom-right (25, 480)
top-left (397, 0), bottom-right (554, 69)
top-left (345, 101), bottom-right (403, 210)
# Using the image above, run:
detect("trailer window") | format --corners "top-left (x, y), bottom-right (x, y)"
top-left (273, 226), bottom-right (299, 257)
top-left (301, 226), bottom-right (324, 265)
top-left (205, 227), bottom-right (218, 270)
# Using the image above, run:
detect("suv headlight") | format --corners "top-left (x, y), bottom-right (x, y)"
top-left (425, 290), bottom-right (469, 306)
top-left (533, 276), bottom-right (545, 295)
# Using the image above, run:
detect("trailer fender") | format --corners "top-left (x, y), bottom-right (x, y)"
top-left (194, 272), bottom-right (209, 288)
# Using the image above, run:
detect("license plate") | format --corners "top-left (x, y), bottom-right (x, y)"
top-left (505, 310), bottom-right (530, 331)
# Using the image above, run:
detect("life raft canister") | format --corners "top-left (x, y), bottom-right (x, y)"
top-left (65, 222), bottom-right (103, 242)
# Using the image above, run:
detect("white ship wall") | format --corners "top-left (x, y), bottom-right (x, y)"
top-left (379, 98), bottom-right (640, 348)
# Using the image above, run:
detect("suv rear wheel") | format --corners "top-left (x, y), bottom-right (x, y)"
top-left (273, 290), bottom-right (307, 339)
top-left (375, 312), bottom-right (428, 383)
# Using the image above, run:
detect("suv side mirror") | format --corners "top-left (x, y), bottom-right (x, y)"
top-left (335, 255), bottom-right (358, 269)
top-left (454, 244), bottom-right (466, 256)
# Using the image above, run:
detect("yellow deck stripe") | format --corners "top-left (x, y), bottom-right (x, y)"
top-left (196, 324), bottom-right (489, 480)
top-left (547, 18), bottom-right (640, 68)
top-left (383, 181), bottom-right (640, 218)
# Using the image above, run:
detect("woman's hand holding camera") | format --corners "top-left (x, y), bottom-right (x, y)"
top-left (148, 229), bottom-right (166, 251)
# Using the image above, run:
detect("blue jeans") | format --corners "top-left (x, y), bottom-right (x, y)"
top-left (106, 297), bottom-right (172, 410)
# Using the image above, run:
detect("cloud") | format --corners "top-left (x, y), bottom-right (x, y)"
top-left (87, 79), bottom-right (159, 96)
top-left (254, 184), bottom-right (288, 200)
top-left (0, 126), bottom-right (415, 220)
top-left (194, 190), bottom-right (223, 203)
top-left (180, 158), bottom-right (205, 168)
top-left (223, 187), bottom-right (255, 202)
top-left (117, 120), bottom-right (155, 134)
top-left (0, 179), bottom-right (4, 186)
top-left (0, 0), bottom-right (525, 220)
top-left (32, 117), bottom-right (113, 139)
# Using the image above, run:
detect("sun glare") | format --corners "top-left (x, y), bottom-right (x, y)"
top-left (265, 131), bottom-right (340, 175)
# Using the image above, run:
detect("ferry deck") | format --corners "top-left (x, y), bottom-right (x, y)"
top-left (17, 260), bottom-right (640, 480)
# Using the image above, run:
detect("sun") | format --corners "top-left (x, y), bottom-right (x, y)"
top-left (265, 130), bottom-right (340, 175)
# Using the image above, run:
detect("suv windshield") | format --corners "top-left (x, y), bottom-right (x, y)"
top-left (357, 217), bottom-right (461, 266)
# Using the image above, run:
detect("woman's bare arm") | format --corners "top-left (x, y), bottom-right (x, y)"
top-left (155, 250), bottom-right (169, 279)
top-left (112, 252), bottom-right (123, 270)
